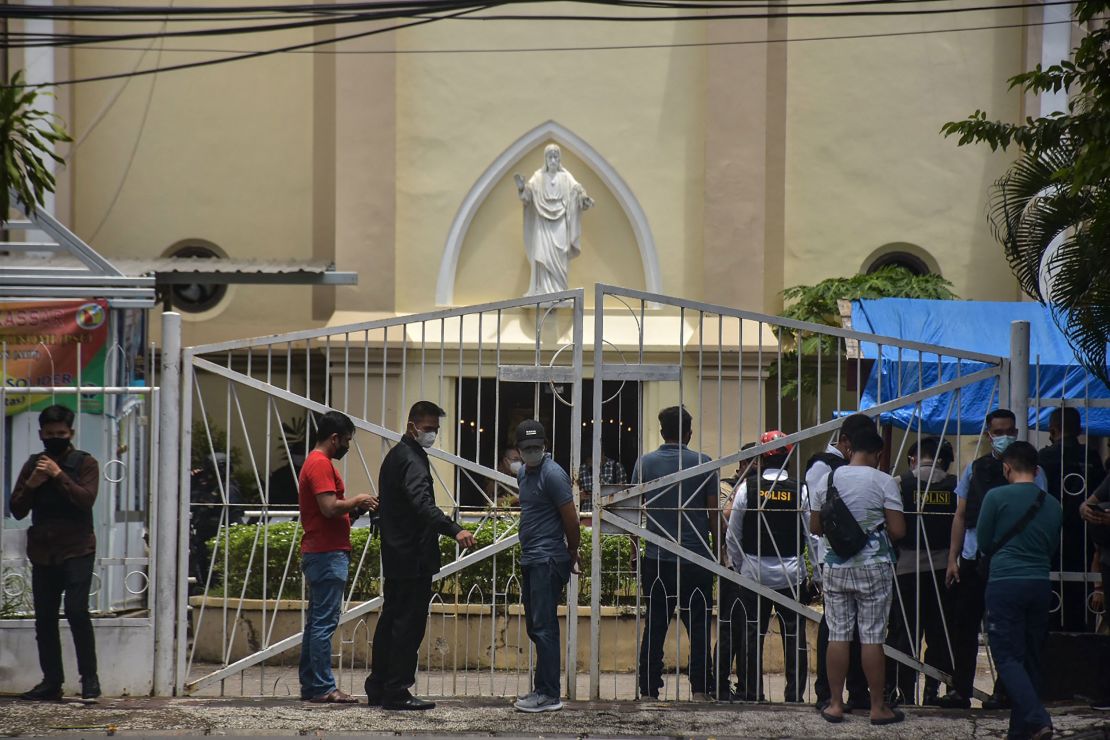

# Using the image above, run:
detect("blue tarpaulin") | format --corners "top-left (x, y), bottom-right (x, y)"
top-left (849, 298), bottom-right (1110, 436)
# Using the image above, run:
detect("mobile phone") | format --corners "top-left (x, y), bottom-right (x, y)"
top-left (1096, 501), bottom-right (1110, 513)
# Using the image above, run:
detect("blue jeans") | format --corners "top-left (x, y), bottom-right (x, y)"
top-left (299, 551), bottom-right (349, 699)
top-left (985, 579), bottom-right (1052, 739)
top-left (522, 558), bottom-right (570, 699)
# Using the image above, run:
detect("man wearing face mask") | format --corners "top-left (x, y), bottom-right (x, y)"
top-left (886, 437), bottom-right (958, 706)
top-left (483, 447), bottom-right (523, 509)
top-left (368, 401), bottom-right (477, 711)
top-left (941, 409), bottom-right (1047, 709)
top-left (512, 420), bottom-right (580, 712)
top-left (298, 411), bottom-right (378, 704)
top-left (10, 405), bottom-right (101, 702)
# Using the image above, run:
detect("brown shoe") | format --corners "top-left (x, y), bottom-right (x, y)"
top-left (309, 689), bottom-right (358, 704)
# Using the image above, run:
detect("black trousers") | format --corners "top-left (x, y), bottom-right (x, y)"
top-left (738, 586), bottom-right (808, 703)
top-left (886, 570), bottom-right (953, 702)
top-left (1052, 538), bottom-right (1092, 633)
top-left (368, 576), bottom-right (433, 698)
top-left (638, 558), bottom-right (715, 697)
top-left (715, 578), bottom-right (746, 696)
top-left (949, 556), bottom-right (986, 697)
top-left (32, 555), bottom-right (98, 686)
top-left (814, 616), bottom-right (868, 705)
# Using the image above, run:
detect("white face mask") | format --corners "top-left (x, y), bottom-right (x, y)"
top-left (509, 460), bottom-right (523, 475)
top-left (520, 447), bottom-right (545, 466)
top-left (416, 430), bottom-right (437, 449)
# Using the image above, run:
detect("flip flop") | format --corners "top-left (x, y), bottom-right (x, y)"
top-left (871, 708), bottom-right (905, 726)
top-left (820, 708), bottom-right (845, 724)
top-left (309, 689), bottom-right (358, 704)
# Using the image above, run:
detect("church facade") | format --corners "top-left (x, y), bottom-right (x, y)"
top-left (17, 3), bottom-right (1064, 473)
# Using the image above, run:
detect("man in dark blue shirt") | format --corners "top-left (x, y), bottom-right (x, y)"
top-left (513, 420), bottom-right (580, 713)
top-left (633, 406), bottom-right (720, 700)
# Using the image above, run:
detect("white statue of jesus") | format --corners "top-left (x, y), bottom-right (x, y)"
top-left (514, 144), bottom-right (594, 297)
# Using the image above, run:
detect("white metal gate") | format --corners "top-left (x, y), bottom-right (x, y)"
top-left (177, 290), bottom-right (585, 697)
top-left (587, 284), bottom-right (1010, 703)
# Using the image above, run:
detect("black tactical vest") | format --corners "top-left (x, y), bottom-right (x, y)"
top-left (898, 470), bottom-right (958, 549)
top-left (29, 449), bottom-right (93, 530)
top-left (741, 473), bottom-right (805, 558)
top-left (805, 451), bottom-right (848, 476)
top-left (965, 454), bottom-right (1007, 527)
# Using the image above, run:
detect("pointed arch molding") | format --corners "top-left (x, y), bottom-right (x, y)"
top-left (435, 120), bottom-right (661, 306)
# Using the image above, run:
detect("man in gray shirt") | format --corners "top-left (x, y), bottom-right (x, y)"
top-left (633, 406), bottom-right (720, 700)
top-left (513, 420), bottom-right (580, 713)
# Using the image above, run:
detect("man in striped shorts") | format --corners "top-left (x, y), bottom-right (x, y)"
top-left (811, 427), bottom-right (906, 726)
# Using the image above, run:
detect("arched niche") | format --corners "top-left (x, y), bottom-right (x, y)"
top-left (436, 120), bottom-right (660, 306)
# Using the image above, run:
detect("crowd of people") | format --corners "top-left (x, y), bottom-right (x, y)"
top-left (11, 399), bottom-right (1110, 733)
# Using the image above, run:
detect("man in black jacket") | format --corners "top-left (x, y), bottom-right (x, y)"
top-left (1038, 407), bottom-right (1105, 632)
top-left (365, 401), bottom-right (476, 711)
top-left (10, 405), bottom-right (101, 701)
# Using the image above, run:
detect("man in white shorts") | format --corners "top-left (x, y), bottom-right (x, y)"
top-left (810, 427), bottom-right (906, 726)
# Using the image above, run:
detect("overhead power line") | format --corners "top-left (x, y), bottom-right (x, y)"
top-left (0, 0), bottom-right (1084, 87)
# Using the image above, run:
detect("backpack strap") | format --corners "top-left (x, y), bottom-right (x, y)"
top-left (980, 489), bottom-right (1047, 557)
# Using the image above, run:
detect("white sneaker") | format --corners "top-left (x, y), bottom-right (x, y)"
top-left (514, 693), bottom-right (563, 712)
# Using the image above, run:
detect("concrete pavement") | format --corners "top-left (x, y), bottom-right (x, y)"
top-left (1, 696), bottom-right (1109, 738)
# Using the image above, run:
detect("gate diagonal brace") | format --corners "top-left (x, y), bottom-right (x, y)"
top-left (187, 532), bottom-right (522, 692)
top-left (605, 364), bottom-right (1003, 508)
top-left (599, 510), bottom-right (980, 698)
top-left (190, 357), bottom-right (517, 489)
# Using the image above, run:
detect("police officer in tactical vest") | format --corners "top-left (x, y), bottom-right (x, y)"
top-left (9, 405), bottom-right (102, 701)
top-left (942, 409), bottom-right (1047, 709)
top-left (726, 431), bottom-right (810, 703)
top-left (1038, 407), bottom-right (1105, 632)
top-left (885, 437), bottom-right (958, 706)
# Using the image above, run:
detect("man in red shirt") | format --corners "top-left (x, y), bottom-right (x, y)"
top-left (298, 411), bottom-right (377, 703)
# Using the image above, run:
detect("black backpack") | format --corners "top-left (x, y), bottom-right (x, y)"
top-left (819, 469), bottom-right (886, 559)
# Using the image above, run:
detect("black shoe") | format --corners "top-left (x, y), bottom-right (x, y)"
top-left (383, 693), bottom-right (435, 711)
top-left (982, 693), bottom-right (1011, 710)
top-left (81, 676), bottom-right (101, 700)
top-left (364, 676), bottom-right (383, 707)
top-left (936, 690), bottom-right (971, 709)
top-left (922, 690), bottom-right (940, 707)
top-left (20, 682), bottom-right (63, 701)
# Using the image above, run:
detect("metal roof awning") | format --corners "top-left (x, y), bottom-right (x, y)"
top-left (4, 256), bottom-right (360, 286)
top-left (0, 196), bottom-right (357, 308)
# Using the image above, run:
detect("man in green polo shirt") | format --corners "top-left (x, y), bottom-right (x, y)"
top-left (977, 441), bottom-right (1062, 740)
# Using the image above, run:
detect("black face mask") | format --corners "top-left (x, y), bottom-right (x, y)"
top-left (43, 437), bottom-right (70, 457)
top-left (334, 444), bottom-right (350, 461)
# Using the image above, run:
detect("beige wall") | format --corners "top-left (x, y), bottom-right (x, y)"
top-left (392, 9), bottom-right (708, 313)
top-left (66, 18), bottom-right (323, 346)
top-left (782, 7), bottom-right (1027, 301)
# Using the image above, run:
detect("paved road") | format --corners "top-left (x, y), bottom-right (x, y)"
top-left (1, 696), bottom-right (1109, 738)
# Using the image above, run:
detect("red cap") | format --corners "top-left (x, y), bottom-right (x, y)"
top-left (759, 430), bottom-right (793, 456)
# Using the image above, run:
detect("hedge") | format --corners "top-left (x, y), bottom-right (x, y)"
top-left (206, 518), bottom-right (637, 606)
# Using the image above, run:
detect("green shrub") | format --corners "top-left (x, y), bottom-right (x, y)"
top-left (206, 518), bottom-right (638, 605)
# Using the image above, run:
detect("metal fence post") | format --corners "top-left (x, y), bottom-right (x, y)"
top-left (1009, 320), bottom-right (1031, 440)
top-left (153, 312), bottom-right (181, 696)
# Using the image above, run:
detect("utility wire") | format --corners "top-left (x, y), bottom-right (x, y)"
top-left (1, 0), bottom-right (1080, 87)
top-left (4, 3), bottom-right (503, 87)
top-left (56, 14), bottom-right (1089, 59)
top-left (0, 0), bottom-right (1074, 49)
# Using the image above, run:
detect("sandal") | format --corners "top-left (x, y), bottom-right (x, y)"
top-left (871, 708), bottom-right (905, 726)
top-left (820, 708), bottom-right (845, 724)
top-left (309, 689), bottom-right (358, 704)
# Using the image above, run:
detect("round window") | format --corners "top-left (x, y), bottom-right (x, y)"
top-left (164, 243), bottom-right (227, 313)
